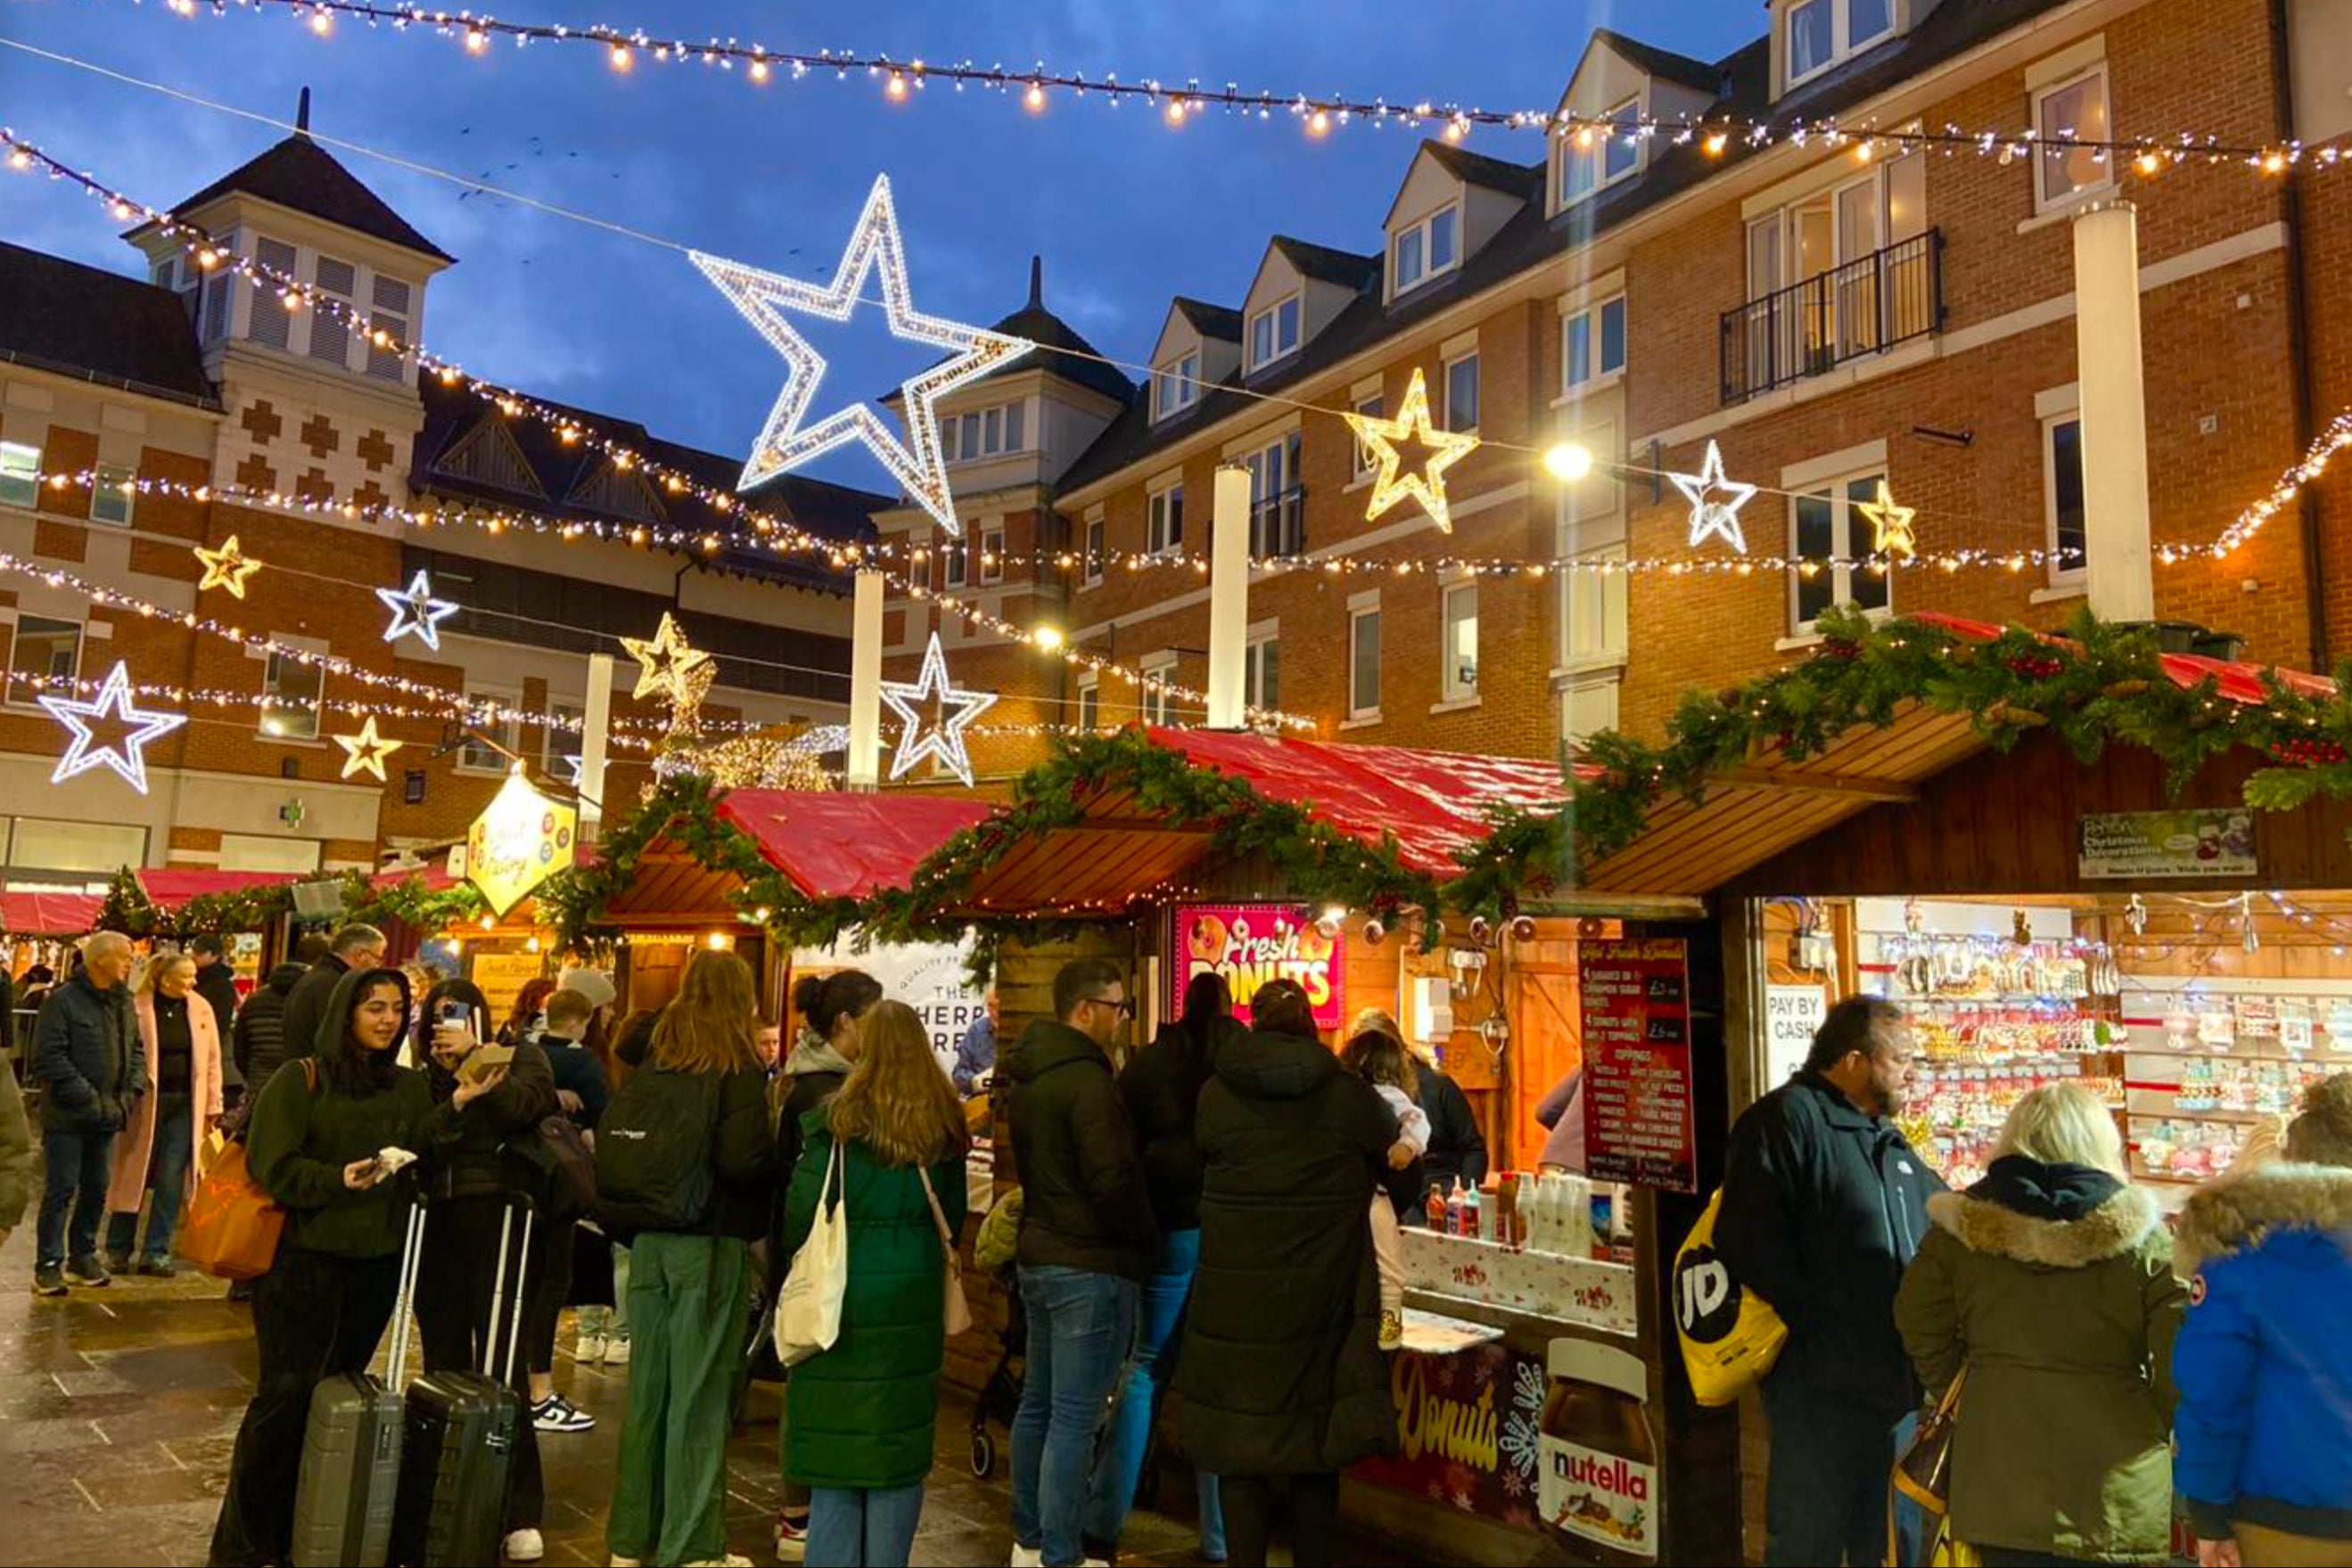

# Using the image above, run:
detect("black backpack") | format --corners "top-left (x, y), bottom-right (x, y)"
top-left (594, 1067), bottom-right (721, 1236)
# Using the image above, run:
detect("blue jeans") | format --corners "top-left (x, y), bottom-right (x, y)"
top-left (107, 1092), bottom-right (193, 1263)
top-left (37, 1125), bottom-right (117, 1268)
top-left (1761, 1374), bottom-right (1920, 1567)
top-left (807, 1482), bottom-right (925, 1567)
top-left (1085, 1229), bottom-right (1225, 1560)
top-left (1012, 1264), bottom-right (1139, 1568)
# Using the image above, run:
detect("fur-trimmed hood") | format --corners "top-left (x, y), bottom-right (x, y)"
top-left (2176, 1162), bottom-right (2352, 1265)
top-left (1927, 1182), bottom-right (2163, 1268)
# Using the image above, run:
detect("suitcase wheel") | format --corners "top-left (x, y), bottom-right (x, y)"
top-left (969, 1430), bottom-right (995, 1479)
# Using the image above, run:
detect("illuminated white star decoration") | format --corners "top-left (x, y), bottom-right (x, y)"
top-left (333, 715), bottom-right (405, 782)
top-left (376, 570), bottom-right (460, 651)
top-left (40, 661), bottom-right (187, 795)
top-left (1857, 480), bottom-right (1919, 562)
top-left (879, 632), bottom-right (998, 787)
top-left (690, 174), bottom-right (1033, 537)
top-left (1670, 439), bottom-right (1759, 554)
top-left (1345, 366), bottom-right (1480, 535)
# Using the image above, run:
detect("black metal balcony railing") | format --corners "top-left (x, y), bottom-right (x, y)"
top-left (1250, 485), bottom-right (1307, 558)
top-left (1720, 228), bottom-right (1945, 405)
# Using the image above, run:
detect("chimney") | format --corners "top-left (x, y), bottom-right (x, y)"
top-left (1027, 255), bottom-right (1043, 310)
top-left (295, 86), bottom-right (312, 138)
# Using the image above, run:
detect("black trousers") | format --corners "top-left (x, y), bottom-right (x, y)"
top-left (412, 1195), bottom-right (545, 1533)
top-left (1220, 1472), bottom-right (1340, 1568)
top-left (208, 1246), bottom-right (400, 1567)
top-left (1761, 1374), bottom-right (1913, 1567)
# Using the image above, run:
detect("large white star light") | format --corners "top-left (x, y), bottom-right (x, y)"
top-left (376, 570), bottom-right (460, 651)
top-left (1671, 439), bottom-right (1759, 554)
top-left (691, 175), bottom-right (1034, 537)
top-left (40, 661), bottom-right (187, 795)
top-left (879, 632), bottom-right (998, 788)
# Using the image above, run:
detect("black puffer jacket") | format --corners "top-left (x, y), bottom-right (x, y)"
top-left (234, 963), bottom-right (308, 1088)
top-left (1180, 1023), bottom-right (1414, 1476)
top-left (34, 973), bottom-right (144, 1134)
top-left (1119, 1015), bottom-right (1240, 1235)
top-left (1004, 1019), bottom-right (1155, 1283)
top-left (413, 981), bottom-right (559, 1206)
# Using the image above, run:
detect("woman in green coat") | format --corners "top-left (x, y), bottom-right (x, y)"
top-left (781, 998), bottom-right (969, 1568)
top-left (1895, 1082), bottom-right (2187, 1566)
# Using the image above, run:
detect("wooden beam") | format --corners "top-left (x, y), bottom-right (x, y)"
top-left (1704, 768), bottom-right (1920, 805)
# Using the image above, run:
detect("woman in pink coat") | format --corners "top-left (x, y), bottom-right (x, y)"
top-left (103, 951), bottom-right (223, 1276)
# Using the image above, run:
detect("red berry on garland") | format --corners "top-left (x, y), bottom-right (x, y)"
top-left (2006, 655), bottom-right (2065, 680)
top-left (1822, 639), bottom-right (1863, 661)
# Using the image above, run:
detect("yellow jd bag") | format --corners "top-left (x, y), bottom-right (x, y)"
top-left (1672, 1187), bottom-right (1788, 1406)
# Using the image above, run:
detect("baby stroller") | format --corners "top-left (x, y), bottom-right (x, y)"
top-left (968, 1263), bottom-right (1026, 1476)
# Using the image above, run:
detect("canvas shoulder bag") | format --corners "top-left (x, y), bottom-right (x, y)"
top-left (917, 1163), bottom-right (974, 1338)
top-left (183, 1060), bottom-right (317, 1280)
top-left (773, 1137), bottom-right (849, 1367)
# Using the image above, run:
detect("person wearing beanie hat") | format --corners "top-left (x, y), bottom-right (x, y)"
top-left (1349, 1007), bottom-right (1485, 1201)
top-left (2173, 1074), bottom-right (2352, 1566)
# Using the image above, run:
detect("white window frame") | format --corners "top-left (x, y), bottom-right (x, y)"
top-left (1139, 652), bottom-right (1178, 727)
top-left (979, 523), bottom-right (1004, 586)
top-left (0, 441), bottom-right (39, 510)
top-left (1347, 595), bottom-right (1383, 721)
top-left (2041, 386), bottom-right (2088, 587)
top-left (1153, 352), bottom-right (1201, 421)
top-left (1351, 393), bottom-right (1384, 480)
top-left (1245, 628), bottom-right (1280, 711)
top-left (366, 273), bottom-right (411, 383)
top-left (4, 614), bottom-right (82, 710)
top-left (943, 538), bottom-right (968, 590)
top-left (1245, 431), bottom-right (1304, 557)
top-left (1082, 515), bottom-right (1106, 587)
top-left (1443, 349), bottom-right (1482, 435)
top-left (457, 687), bottom-right (522, 776)
top-left (1075, 674), bottom-right (1100, 733)
top-left (1786, 0), bottom-right (1897, 91)
top-left (1441, 581), bottom-right (1479, 701)
top-left (1560, 98), bottom-right (1644, 209)
top-left (1786, 464), bottom-right (1895, 635)
top-left (1147, 482), bottom-right (1185, 558)
top-left (1248, 293), bottom-right (1303, 371)
top-left (259, 648), bottom-right (325, 743)
top-left (2032, 63), bottom-right (2117, 214)
top-left (1562, 295), bottom-right (1628, 391)
top-left (543, 697), bottom-right (586, 781)
top-left (1392, 203), bottom-right (1461, 297)
top-left (945, 399), bottom-right (1028, 464)
top-left (89, 464), bottom-right (136, 528)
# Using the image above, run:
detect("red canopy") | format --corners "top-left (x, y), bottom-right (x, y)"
top-left (1, 891), bottom-right (103, 936)
top-left (136, 867), bottom-right (300, 912)
top-left (715, 791), bottom-right (996, 901)
top-left (1910, 613), bottom-right (2339, 704)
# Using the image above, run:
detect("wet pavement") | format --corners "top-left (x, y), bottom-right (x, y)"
top-left (0, 1227), bottom-right (1236, 1568)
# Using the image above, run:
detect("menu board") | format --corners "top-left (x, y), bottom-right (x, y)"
top-left (1577, 939), bottom-right (1698, 1194)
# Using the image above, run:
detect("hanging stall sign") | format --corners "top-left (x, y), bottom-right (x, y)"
top-left (1763, 985), bottom-right (1828, 1096)
top-left (465, 765), bottom-right (578, 918)
top-left (1172, 903), bottom-right (1345, 1030)
top-left (794, 929), bottom-right (990, 1082)
top-left (1578, 939), bottom-right (1698, 1194)
top-left (2078, 809), bottom-right (2256, 879)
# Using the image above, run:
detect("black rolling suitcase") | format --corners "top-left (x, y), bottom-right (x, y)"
top-left (390, 1198), bottom-right (535, 1568)
top-left (289, 1203), bottom-right (426, 1568)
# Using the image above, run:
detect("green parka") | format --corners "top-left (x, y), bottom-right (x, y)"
top-left (1894, 1156), bottom-right (2187, 1564)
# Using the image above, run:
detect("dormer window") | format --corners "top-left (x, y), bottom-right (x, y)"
top-left (1153, 351), bottom-right (1202, 421)
top-left (1559, 100), bottom-right (1643, 207)
top-left (1393, 205), bottom-right (1460, 296)
top-left (942, 399), bottom-right (1026, 463)
top-left (1248, 295), bottom-right (1301, 371)
top-left (1786, 0), bottom-right (1896, 88)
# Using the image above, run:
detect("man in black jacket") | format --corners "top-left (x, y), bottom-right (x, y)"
top-left (279, 924), bottom-right (386, 1068)
top-left (188, 935), bottom-right (246, 1108)
top-left (1717, 995), bottom-right (1941, 1568)
top-left (31, 932), bottom-right (144, 1295)
top-left (1004, 958), bottom-right (1155, 1568)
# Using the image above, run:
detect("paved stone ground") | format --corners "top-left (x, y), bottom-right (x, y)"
top-left (0, 1227), bottom-right (1286, 1568)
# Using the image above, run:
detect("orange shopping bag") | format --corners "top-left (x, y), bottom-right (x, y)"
top-left (179, 1137), bottom-right (284, 1281)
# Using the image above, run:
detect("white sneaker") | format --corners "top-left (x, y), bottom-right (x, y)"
top-left (608, 1558), bottom-right (641, 1568)
top-left (574, 1334), bottom-right (607, 1363)
top-left (681, 1557), bottom-right (752, 1567)
top-left (504, 1527), bottom-right (544, 1562)
top-left (1010, 1547), bottom-right (1043, 1568)
top-left (603, 1337), bottom-right (631, 1367)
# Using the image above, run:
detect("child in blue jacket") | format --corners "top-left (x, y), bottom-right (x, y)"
top-left (2173, 1074), bottom-right (2352, 1566)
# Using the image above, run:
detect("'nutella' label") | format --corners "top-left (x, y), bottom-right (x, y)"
top-left (1539, 1434), bottom-right (1658, 1560)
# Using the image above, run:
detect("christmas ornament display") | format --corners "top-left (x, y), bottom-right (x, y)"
top-left (1671, 440), bottom-right (1757, 554)
top-left (1344, 367), bottom-right (1480, 535)
top-left (376, 569), bottom-right (460, 651)
top-left (333, 715), bottom-right (405, 781)
top-left (880, 632), bottom-right (998, 787)
top-left (193, 534), bottom-right (263, 597)
top-left (40, 660), bottom-right (187, 795)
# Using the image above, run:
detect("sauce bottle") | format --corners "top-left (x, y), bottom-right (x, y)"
top-left (1462, 1183), bottom-right (1484, 1241)
top-left (1424, 1183), bottom-right (1448, 1231)
top-left (1496, 1171), bottom-right (1521, 1249)
top-left (1538, 1338), bottom-right (1660, 1563)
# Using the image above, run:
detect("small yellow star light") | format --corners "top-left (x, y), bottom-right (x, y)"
top-left (1342, 366), bottom-right (1481, 535)
top-left (622, 612), bottom-right (718, 741)
top-left (193, 535), bottom-right (263, 598)
top-left (1857, 480), bottom-right (1919, 561)
top-left (333, 715), bottom-right (405, 782)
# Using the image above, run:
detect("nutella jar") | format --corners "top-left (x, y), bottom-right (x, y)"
top-left (1538, 1339), bottom-right (1659, 1563)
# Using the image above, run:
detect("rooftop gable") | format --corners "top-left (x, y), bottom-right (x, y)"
top-left (169, 133), bottom-right (451, 264)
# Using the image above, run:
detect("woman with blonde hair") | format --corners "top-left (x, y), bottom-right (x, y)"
top-left (103, 950), bottom-right (224, 1276)
top-left (1895, 1082), bottom-right (2185, 1565)
top-left (604, 950), bottom-right (775, 1568)
top-left (778, 998), bottom-right (968, 1567)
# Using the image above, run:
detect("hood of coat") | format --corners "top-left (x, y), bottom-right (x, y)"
top-left (1213, 1024), bottom-right (1340, 1103)
top-left (316, 965), bottom-right (411, 1064)
top-left (2176, 1162), bottom-right (2352, 1265)
top-left (264, 961), bottom-right (307, 994)
top-left (784, 1035), bottom-right (855, 1080)
top-left (1928, 1158), bottom-right (2161, 1268)
top-left (1004, 1019), bottom-right (1109, 1085)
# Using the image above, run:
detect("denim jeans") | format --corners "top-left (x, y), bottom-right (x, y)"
top-left (1084, 1228), bottom-right (1224, 1560)
top-left (1761, 1374), bottom-right (1919, 1566)
top-left (1011, 1264), bottom-right (1139, 1568)
top-left (807, 1482), bottom-right (925, 1568)
top-left (37, 1125), bottom-right (116, 1268)
top-left (107, 1092), bottom-right (193, 1263)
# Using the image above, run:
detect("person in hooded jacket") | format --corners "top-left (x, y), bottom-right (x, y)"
top-left (1180, 980), bottom-right (1417, 1568)
top-left (2172, 1073), bottom-right (2352, 1568)
top-left (231, 960), bottom-right (308, 1093)
top-left (407, 976), bottom-right (563, 1564)
top-left (1896, 1082), bottom-right (2184, 1566)
top-left (207, 965), bottom-right (491, 1568)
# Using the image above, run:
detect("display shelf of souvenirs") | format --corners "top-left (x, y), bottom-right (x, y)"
top-left (2131, 1117), bottom-right (2260, 1185)
top-left (1879, 928), bottom-right (2119, 1002)
top-left (2126, 1050), bottom-right (2336, 1117)
top-left (2128, 995), bottom-right (2352, 1059)
top-left (1900, 1055), bottom-right (2126, 1190)
top-left (1911, 1005), bottom-right (2124, 1061)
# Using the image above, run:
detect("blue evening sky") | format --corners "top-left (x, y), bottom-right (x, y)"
top-left (0, 1), bottom-right (1756, 488)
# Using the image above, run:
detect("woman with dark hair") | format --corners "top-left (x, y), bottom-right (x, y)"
top-left (500, 974), bottom-right (559, 1048)
top-left (1180, 979), bottom-right (1415, 1568)
top-left (1083, 970), bottom-right (1235, 1563)
top-left (208, 966), bottom-right (470, 1568)
top-left (408, 976), bottom-right (563, 1564)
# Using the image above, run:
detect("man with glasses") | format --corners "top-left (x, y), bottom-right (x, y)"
top-left (278, 924), bottom-right (388, 1068)
top-left (1005, 959), bottom-right (1156, 1568)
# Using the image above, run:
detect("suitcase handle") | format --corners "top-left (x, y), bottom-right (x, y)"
top-left (481, 1195), bottom-right (538, 1386)
top-left (383, 1203), bottom-right (427, 1387)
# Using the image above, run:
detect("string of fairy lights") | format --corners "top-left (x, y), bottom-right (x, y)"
top-left (125, 0), bottom-right (2352, 177)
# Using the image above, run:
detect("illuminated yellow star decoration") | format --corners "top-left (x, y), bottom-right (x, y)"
top-left (622, 612), bottom-right (718, 741)
top-left (333, 715), bottom-right (405, 782)
top-left (193, 535), bottom-right (263, 598)
top-left (1344, 367), bottom-right (1480, 534)
top-left (1857, 480), bottom-right (1919, 561)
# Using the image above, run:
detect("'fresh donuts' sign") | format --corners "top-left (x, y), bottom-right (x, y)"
top-left (1171, 903), bottom-right (1345, 1030)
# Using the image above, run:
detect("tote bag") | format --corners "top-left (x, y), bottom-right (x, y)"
top-left (181, 1060), bottom-right (316, 1280)
top-left (1671, 1186), bottom-right (1789, 1406)
top-left (917, 1164), bottom-right (974, 1338)
top-left (773, 1139), bottom-right (849, 1368)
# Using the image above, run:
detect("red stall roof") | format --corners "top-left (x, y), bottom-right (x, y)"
top-left (136, 867), bottom-right (299, 912)
top-left (716, 791), bottom-right (996, 900)
top-left (1, 891), bottom-right (103, 936)
top-left (1912, 613), bottom-right (2340, 703)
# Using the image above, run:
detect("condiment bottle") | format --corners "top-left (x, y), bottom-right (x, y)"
top-left (1463, 1184), bottom-right (1484, 1242)
top-left (1425, 1184), bottom-right (1448, 1231)
top-left (1443, 1179), bottom-right (1465, 1237)
top-left (1496, 1172), bottom-right (1522, 1249)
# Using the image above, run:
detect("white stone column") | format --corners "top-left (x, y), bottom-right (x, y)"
top-left (1206, 464), bottom-right (1253, 728)
top-left (848, 569), bottom-right (885, 789)
top-left (2071, 200), bottom-right (2157, 622)
top-left (578, 652), bottom-right (613, 841)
